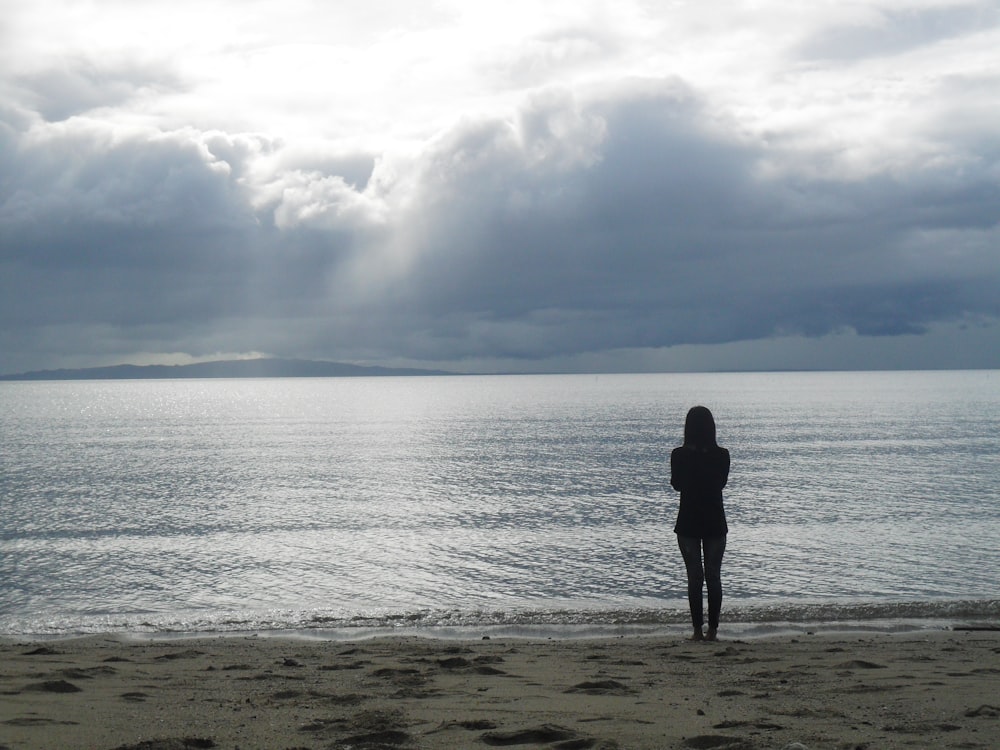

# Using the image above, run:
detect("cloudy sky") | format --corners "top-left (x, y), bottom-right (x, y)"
top-left (2, 0), bottom-right (999, 375)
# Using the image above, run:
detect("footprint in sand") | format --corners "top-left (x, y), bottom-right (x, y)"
top-left (370, 666), bottom-right (428, 688)
top-left (62, 666), bottom-right (117, 679)
top-left (298, 717), bottom-right (345, 734)
top-left (965, 704), bottom-right (1000, 717)
top-left (436, 656), bottom-right (508, 676)
top-left (269, 689), bottom-right (304, 700)
top-left (564, 680), bottom-right (635, 696)
top-left (317, 660), bottom-right (368, 671)
top-left (712, 719), bottom-right (783, 731)
top-left (153, 650), bottom-right (205, 662)
top-left (24, 679), bottom-right (81, 693)
top-left (835, 660), bottom-right (886, 670)
top-left (480, 723), bottom-right (585, 746)
top-left (429, 719), bottom-right (498, 732)
top-left (303, 708), bottom-right (413, 746)
top-left (883, 721), bottom-right (962, 733)
top-left (338, 729), bottom-right (411, 746)
top-left (681, 735), bottom-right (754, 750)
top-left (2, 717), bottom-right (79, 727)
top-left (110, 738), bottom-right (216, 749)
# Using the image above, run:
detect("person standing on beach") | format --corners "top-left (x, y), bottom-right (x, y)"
top-left (671, 406), bottom-right (729, 641)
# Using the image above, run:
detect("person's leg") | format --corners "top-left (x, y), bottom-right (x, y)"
top-left (677, 535), bottom-right (705, 638)
top-left (702, 535), bottom-right (727, 640)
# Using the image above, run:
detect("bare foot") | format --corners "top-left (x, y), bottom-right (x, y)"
top-left (705, 628), bottom-right (718, 641)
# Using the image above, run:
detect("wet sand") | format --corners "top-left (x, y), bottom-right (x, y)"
top-left (1, 629), bottom-right (998, 749)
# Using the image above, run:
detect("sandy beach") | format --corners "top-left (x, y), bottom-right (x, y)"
top-left (1, 629), bottom-right (998, 750)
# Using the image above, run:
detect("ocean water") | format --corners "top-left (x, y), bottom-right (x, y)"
top-left (1, 370), bottom-right (998, 638)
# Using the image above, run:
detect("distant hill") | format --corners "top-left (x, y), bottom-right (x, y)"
top-left (0, 358), bottom-right (455, 381)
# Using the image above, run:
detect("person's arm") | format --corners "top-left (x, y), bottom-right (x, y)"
top-left (716, 448), bottom-right (730, 491)
top-left (670, 447), bottom-right (686, 492)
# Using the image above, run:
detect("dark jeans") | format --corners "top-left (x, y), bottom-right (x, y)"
top-left (677, 534), bottom-right (727, 630)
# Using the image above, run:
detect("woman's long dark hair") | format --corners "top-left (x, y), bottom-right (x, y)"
top-left (683, 405), bottom-right (717, 449)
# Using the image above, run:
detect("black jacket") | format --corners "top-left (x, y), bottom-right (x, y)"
top-left (670, 445), bottom-right (729, 538)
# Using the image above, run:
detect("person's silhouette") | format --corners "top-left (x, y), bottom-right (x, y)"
top-left (671, 406), bottom-right (729, 641)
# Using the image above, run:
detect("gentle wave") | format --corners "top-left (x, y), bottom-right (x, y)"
top-left (3, 373), bottom-right (1000, 640)
top-left (3, 599), bottom-right (997, 639)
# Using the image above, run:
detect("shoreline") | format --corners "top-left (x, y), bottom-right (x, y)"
top-left (2, 629), bottom-right (998, 749)
top-left (3, 612), bottom-right (997, 645)
top-left (4, 596), bottom-right (998, 642)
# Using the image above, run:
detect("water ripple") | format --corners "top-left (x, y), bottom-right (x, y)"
top-left (2, 372), bottom-right (999, 635)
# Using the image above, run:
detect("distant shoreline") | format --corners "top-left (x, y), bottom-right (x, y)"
top-left (3, 363), bottom-right (996, 381)
top-left (0, 358), bottom-right (456, 381)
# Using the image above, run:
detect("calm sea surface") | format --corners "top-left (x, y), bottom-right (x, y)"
top-left (1, 371), bottom-right (998, 638)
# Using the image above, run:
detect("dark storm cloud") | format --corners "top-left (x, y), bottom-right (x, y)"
top-left (347, 85), bottom-right (1000, 361)
top-left (2, 77), bottom-right (999, 373)
top-left (0, 122), bottom-right (361, 364)
top-left (6, 125), bottom-right (246, 229)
